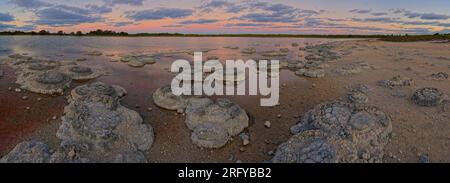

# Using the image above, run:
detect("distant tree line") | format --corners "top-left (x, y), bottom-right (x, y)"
top-left (0, 29), bottom-right (128, 36)
top-left (0, 29), bottom-right (449, 41)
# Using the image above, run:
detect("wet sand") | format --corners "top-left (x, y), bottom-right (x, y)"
top-left (1, 39), bottom-right (449, 163)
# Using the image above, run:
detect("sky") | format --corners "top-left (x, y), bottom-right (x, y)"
top-left (0, 0), bottom-right (449, 34)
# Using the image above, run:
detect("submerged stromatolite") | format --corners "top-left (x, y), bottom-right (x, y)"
top-left (16, 70), bottom-right (72, 95)
top-left (3, 54), bottom-right (104, 95)
top-left (60, 65), bottom-right (103, 80)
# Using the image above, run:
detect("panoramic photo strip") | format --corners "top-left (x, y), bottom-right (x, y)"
top-left (0, 0), bottom-right (450, 180)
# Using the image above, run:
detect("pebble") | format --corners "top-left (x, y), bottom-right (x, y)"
top-left (236, 160), bottom-right (242, 163)
top-left (37, 98), bottom-right (41, 101)
top-left (15, 88), bottom-right (21, 93)
top-left (239, 147), bottom-right (246, 152)
top-left (312, 83), bottom-right (317, 88)
top-left (277, 114), bottom-right (281, 118)
top-left (418, 153), bottom-right (430, 163)
top-left (267, 150), bottom-right (274, 156)
top-left (8, 87), bottom-right (12, 91)
top-left (52, 116), bottom-right (57, 120)
top-left (239, 133), bottom-right (250, 146)
top-left (243, 139), bottom-right (250, 146)
top-left (22, 96), bottom-right (28, 100)
top-left (135, 104), bottom-right (140, 109)
top-left (25, 107), bottom-right (30, 110)
top-left (177, 108), bottom-right (184, 114)
top-left (147, 107), bottom-right (153, 111)
top-left (264, 121), bottom-right (271, 128)
top-left (68, 149), bottom-right (76, 159)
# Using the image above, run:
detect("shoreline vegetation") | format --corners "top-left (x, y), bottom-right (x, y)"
top-left (0, 29), bottom-right (449, 42)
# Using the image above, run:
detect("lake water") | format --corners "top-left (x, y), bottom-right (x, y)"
top-left (0, 36), bottom-right (348, 162)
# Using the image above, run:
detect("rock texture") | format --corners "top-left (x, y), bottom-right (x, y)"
top-left (378, 75), bottom-right (414, 88)
top-left (274, 92), bottom-right (392, 163)
top-left (152, 86), bottom-right (249, 148)
top-left (0, 140), bottom-right (53, 163)
top-left (1, 82), bottom-right (154, 163)
top-left (412, 87), bottom-right (447, 107)
top-left (3, 54), bottom-right (104, 95)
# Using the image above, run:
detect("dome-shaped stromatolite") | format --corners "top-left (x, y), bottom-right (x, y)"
top-left (412, 87), bottom-right (447, 107)
top-left (27, 63), bottom-right (57, 71)
top-left (61, 65), bottom-right (103, 81)
top-left (184, 98), bottom-right (249, 148)
top-left (190, 123), bottom-right (230, 149)
top-left (55, 82), bottom-right (154, 162)
top-left (0, 140), bottom-right (53, 163)
top-left (378, 75), bottom-right (414, 88)
top-left (16, 70), bottom-right (72, 95)
top-left (286, 100), bottom-right (391, 163)
top-left (152, 85), bottom-right (247, 149)
top-left (152, 85), bottom-right (199, 111)
top-left (0, 82), bottom-right (154, 163)
top-left (271, 131), bottom-right (357, 163)
top-left (185, 98), bottom-right (249, 137)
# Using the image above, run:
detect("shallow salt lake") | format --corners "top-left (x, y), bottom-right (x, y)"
top-left (0, 36), bottom-right (349, 162)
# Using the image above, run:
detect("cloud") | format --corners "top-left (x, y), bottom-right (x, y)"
top-left (349, 9), bottom-right (371, 14)
top-left (352, 17), bottom-right (450, 28)
top-left (0, 13), bottom-right (15, 22)
top-left (179, 19), bottom-right (219, 25)
top-left (371, 12), bottom-right (387, 16)
top-left (162, 24), bottom-right (184, 28)
top-left (125, 8), bottom-right (193, 21)
top-left (0, 23), bottom-right (35, 31)
top-left (34, 6), bottom-right (102, 26)
top-left (86, 4), bottom-right (113, 14)
top-left (103, 0), bottom-right (145, 6)
top-left (402, 27), bottom-right (432, 34)
top-left (9, 0), bottom-right (51, 9)
top-left (199, 0), bottom-right (245, 13)
top-left (234, 2), bottom-right (319, 23)
top-left (113, 21), bottom-right (135, 27)
top-left (398, 10), bottom-right (450, 20)
top-left (417, 13), bottom-right (450, 20)
top-left (389, 8), bottom-right (405, 14)
top-left (224, 23), bottom-right (269, 27)
top-left (354, 17), bottom-right (398, 23)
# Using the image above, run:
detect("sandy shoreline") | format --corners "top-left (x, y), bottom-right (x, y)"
top-left (1, 39), bottom-right (449, 163)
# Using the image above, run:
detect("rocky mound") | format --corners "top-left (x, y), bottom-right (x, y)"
top-left (60, 65), bottom-right (103, 81)
top-left (152, 85), bottom-right (249, 149)
top-left (1, 82), bottom-right (154, 163)
top-left (271, 130), bottom-right (356, 163)
top-left (292, 43), bottom-right (341, 78)
top-left (426, 72), bottom-right (448, 81)
top-left (334, 62), bottom-right (371, 75)
top-left (0, 140), bottom-right (53, 163)
top-left (185, 98), bottom-right (249, 148)
top-left (378, 75), bottom-right (414, 88)
top-left (275, 95), bottom-right (392, 163)
top-left (16, 70), bottom-right (72, 95)
top-left (152, 85), bottom-right (199, 111)
top-left (3, 54), bottom-right (104, 95)
top-left (241, 48), bottom-right (256, 54)
top-left (412, 87), bottom-right (447, 107)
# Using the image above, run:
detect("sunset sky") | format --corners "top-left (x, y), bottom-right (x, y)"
top-left (0, 0), bottom-right (449, 34)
